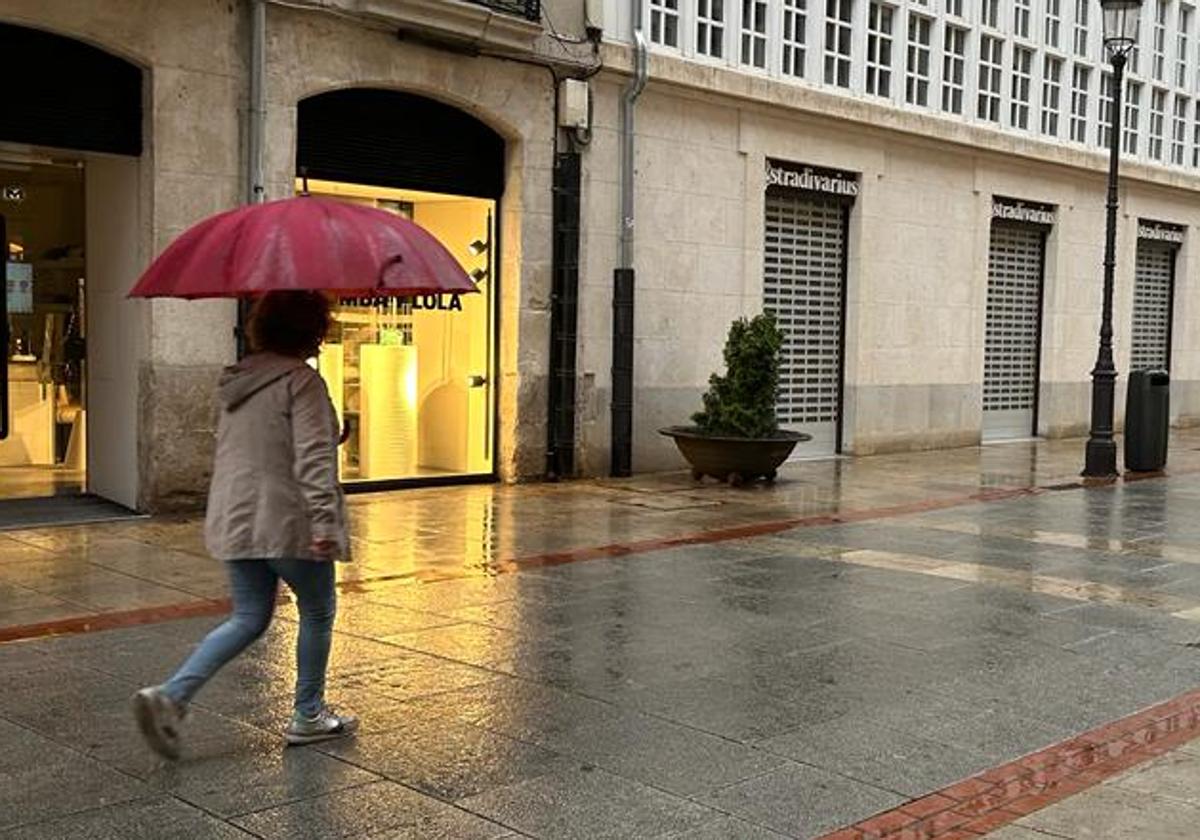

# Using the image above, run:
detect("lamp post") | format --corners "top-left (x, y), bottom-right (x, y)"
top-left (1084, 0), bottom-right (1144, 479)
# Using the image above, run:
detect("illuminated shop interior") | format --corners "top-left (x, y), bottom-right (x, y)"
top-left (298, 179), bottom-right (496, 483)
top-left (0, 156), bottom-right (87, 499)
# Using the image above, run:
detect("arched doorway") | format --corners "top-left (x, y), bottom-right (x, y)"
top-left (0, 23), bottom-right (143, 511)
top-left (296, 89), bottom-right (505, 489)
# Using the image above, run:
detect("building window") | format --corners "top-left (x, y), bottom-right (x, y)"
top-left (1098, 72), bottom-right (1114, 147)
top-left (1152, 0), bottom-right (1167, 81)
top-left (697, 0), bottom-right (726, 58)
top-left (650, 0), bottom-right (680, 47)
top-left (1045, 0), bottom-right (1061, 47)
top-left (982, 0), bottom-right (1000, 28)
top-left (1041, 56), bottom-right (1063, 135)
top-left (1011, 46), bottom-right (1033, 129)
top-left (1193, 100), bottom-right (1200, 165)
top-left (946, 0), bottom-right (964, 16)
top-left (1172, 95), bottom-right (1189, 164)
top-left (906, 14), bottom-right (932, 105)
top-left (866, 2), bottom-right (895, 96)
top-left (978, 35), bottom-right (1004, 122)
top-left (1073, 0), bottom-right (1089, 56)
top-left (1125, 81), bottom-right (1142, 154)
top-left (825, 0), bottom-right (853, 87)
top-left (1150, 88), bottom-right (1167, 159)
top-left (942, 26), bottom-right (967, 113)
top-left (741, 0), bottom-right (768, 67)
top-left (1014, 0), bottom-right (1031, 38)
top-left (782, 0), bottom-right (808, 77)
top-left (1179, 6), bottom-right (1193, 88)
top-left (1070, 64), bottom-right (1090, 142)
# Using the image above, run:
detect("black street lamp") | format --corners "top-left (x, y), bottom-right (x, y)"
top-left (1084, 0), bottom-right (1144, 479)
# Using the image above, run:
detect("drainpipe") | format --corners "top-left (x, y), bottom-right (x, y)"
top-left (611, 0), bottom-right (648, 477)
top-left (238, 0), bottom-right (267, 358)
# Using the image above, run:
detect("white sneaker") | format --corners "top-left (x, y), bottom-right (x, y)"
top-left (132, 686), bottom-right (186, 760)
top-left (284, 706), bottom-right (359, 746)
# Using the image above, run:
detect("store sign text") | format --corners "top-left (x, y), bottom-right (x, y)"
top-left (766, 163), bottom-right (860, 196)
top-left (340, 294), bottom-right (465, 311)
top-left (1138, 223), bottom-right (1185, 243)
top-left (992, 201), bottom-right (1056, 225)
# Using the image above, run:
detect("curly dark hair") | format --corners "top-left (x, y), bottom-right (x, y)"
top-left (247, 291), bottom-right (332, 359)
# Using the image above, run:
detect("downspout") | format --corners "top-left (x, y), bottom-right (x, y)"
top-left (611, 0), bottom-right (648, 477)
top-left (238, 0), bottom-right (268, 358)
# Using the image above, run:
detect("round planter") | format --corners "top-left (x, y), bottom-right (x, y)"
top-left (658, 426), bottom-right (810, 486)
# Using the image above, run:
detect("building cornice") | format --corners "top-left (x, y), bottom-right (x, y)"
top-left (312, 0), bottom-right (543, 53)
top-left (599, 42), bottom-right (1200, 196)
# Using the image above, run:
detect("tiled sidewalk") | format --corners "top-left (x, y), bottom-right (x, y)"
top-left (8, 437), bottom-right (1200, 837)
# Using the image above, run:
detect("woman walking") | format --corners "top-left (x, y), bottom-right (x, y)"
top-left (134, 291), bottom-right (357, 759)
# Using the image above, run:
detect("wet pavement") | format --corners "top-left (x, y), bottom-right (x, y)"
top-left (7, 435), bottom-right (1200, 837)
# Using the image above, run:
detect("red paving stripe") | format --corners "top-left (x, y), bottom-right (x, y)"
top-left (0, 598), bottom-right (231, 643)
top-left (813, 688), bottom-right (1200, 840)
top-left (0, 478), bottom-right (1148, 643)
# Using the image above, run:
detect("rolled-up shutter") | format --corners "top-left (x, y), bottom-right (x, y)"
top-left (0, 23), bottom-right (142, 156)
top-left (297, 89), bottom-right (505, 200)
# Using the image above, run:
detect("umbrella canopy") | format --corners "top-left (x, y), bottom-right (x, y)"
top-left (129, 196), bottom-right (476, 299)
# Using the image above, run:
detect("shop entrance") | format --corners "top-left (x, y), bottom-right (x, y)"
top-left (296, 88), bottom-right (505, 488)
top-left (982, 207), bottom-right (1050, 441)
top-left (0, 23), bottom-right (142, 510)
top-left (1131, 223), bottom-right (1180, 372)
top-left (762, 160), bottom-right (857, 457)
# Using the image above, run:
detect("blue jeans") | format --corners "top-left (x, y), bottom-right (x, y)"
top-left (163, 558), bottom-right (336, 717)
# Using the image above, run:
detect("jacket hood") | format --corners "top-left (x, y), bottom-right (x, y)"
top-left (218, 353), bottom-right (308, 411)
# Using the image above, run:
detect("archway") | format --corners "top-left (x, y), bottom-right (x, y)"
top-left (0, 22), bottom-right (143, 510)
top-left (296, 88), bottom-right (505, 489)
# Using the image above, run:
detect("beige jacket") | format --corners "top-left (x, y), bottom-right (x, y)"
top-left (204, 352), bottom-right (349, 561)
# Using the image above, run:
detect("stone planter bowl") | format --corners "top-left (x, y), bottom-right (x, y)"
top-left (659, 426), bottom-right (810, 486)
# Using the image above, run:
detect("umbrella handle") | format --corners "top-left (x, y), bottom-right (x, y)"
top-left (377, 254), bottom-right (404, 288)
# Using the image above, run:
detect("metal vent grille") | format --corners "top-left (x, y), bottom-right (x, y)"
top-left (1131, 241), bottom-right (1174, 371)
top-left (764, 193), bottom-right (845, 426)
top-left (984, 224), bottom-right (1043, 413)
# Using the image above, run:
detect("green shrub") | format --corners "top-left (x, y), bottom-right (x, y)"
top-left (691, 313), bottom-right (783, 438)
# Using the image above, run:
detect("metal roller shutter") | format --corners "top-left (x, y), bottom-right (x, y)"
top-left (764, 192), bottom-right (846, 454)
top-left (983, 223), bottom-right (1044, 440)
top-left (1131, 241), bottom-right (1174, 371)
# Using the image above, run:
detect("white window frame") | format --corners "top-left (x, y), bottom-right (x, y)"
top-left (1099, 71), bottom-right (1115, 147)
top-left (1014, 0), bottom-right (1031, 39)
top-left (1011, 44), bottom-right (1034, 129)
top-left (1073, 0), bottom-right (1090, 57)
top-left (981, 0), bottom-right (1001, 29)
top-left (1152, 0), bottom-right (1168, 82)
top-left (782, 0), bottom-right (809, 77)
top-left (649, 0), bottom-right (682, 48)
top-left (1178, 5), bottom-right (1193, 87)
top-left (979, 34), bottom-right (1004, 122)
top-left (906, 12), bottom-right (933, 105)
top-left (1044, 0), bottom-right (1062, 48)
top-left (696, 0), bottom-right (728, 59)
top-left (1041, 55), bottom-right (1063, 136)
top-left (866, 1), bottom-right (896, 97)
top-left (942, 24), bottom-right (968, 113)
top-left (1125, 80), bottom-right (1143, 155)
top-left (1172, 94), bottom-right (1189, 163)
top-left (825, 0), bottom-right (854, 87)
top-left (1070, 63), bottom-right (1090, 142)
top-left (1149, 87), bottom-right (1167, 159)
top-left (741, 0), bottom-right (769, 67)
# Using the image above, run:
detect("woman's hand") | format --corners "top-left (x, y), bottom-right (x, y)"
top-left (310, 538), bottom-right (339, 559)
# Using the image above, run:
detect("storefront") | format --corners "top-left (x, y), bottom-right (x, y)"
top-left (762, 159), bottom-right (858, 456)
top-left (1131, 221), bottom-right (1183, 372)
top-left (0, 21), bottom-right (142, 508)
top-left (983, 198), bottom-right (1054, 442)
top-left (296, 88), bottom-right (504, 489)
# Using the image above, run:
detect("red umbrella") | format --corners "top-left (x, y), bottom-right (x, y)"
top-left (129, 196), bottom-right (476, 298)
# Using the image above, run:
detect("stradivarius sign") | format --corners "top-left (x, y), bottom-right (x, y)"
top-left (992, 197), bottom-right (1056, 225)
top-left (766, 159), bottom-right (860, 197)
top-left (1138, 220), bottom-right (1185, 243)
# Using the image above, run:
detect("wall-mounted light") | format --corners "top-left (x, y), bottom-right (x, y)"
top-left (468, 239), bottom-right (488, 256)
top-left (470, 267), bottom-right (488, 284)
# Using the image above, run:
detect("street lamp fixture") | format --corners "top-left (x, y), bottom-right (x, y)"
top-left (1083, 0), bottom-right (1144, 479)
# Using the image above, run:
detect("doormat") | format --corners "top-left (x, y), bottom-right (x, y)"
top-left (0, 495), bottom-right (146, 531)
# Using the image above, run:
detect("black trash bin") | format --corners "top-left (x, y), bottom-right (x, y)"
top-left (1124, 369), bottom-right (1170, 472)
